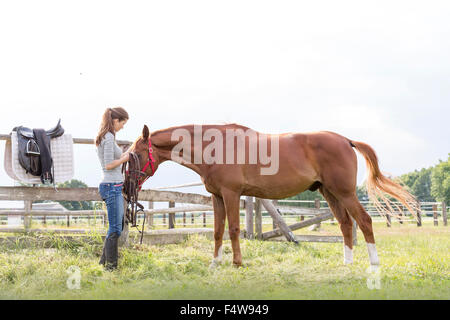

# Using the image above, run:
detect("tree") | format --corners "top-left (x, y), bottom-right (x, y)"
top-left (431, 154), bottom-right (450, 204)
top-left (356, 183), bottom-right (369, 201)
top-left (56, 179), bottom-right (94, 211)
top-left (399, 167), bottom-right (436, 202)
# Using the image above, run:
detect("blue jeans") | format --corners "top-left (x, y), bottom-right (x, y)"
top-left (98, 182), bottom-right (124, 238)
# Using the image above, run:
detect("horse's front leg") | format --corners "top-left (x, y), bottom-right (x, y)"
top-left (221, 189), bottom-right (242, 267)
top-left (209, 194), bottom-right (226, 268)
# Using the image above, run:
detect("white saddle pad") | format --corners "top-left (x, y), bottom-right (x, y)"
top-left (4, 132), bottom-right (74, 184)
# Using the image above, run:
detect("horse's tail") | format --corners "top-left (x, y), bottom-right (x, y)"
top-left (349, 140), bottom-right (420, 221)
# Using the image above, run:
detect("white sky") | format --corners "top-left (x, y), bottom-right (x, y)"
top-left (1, 0), bottom-right (449, 202)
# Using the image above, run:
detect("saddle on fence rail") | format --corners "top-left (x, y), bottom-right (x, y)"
top-left (4, 119), bottom-right (74, 185)
top-left (12, 119), bottom-right (65, 184)
top-left (13, 119), bottom-right (64, 184)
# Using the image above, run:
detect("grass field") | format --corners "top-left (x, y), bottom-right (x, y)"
top-left (0, 222), bottom-right (448, 300)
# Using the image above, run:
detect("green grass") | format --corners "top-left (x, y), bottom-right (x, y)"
top-left (0, 223), bottom-right (448, 300)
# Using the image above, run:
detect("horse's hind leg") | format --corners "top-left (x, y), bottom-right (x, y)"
top-left (210, 194), bottom-right (226, 268)
top-left (319, 139), bottom-right (379, 268)
top-left (319, 187), bottom-right (354, 264)
top-left (338, 194), bottom-right (380, 269)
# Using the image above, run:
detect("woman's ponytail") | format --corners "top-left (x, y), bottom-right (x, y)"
top-left (95, 107), bottom-right (129, 146)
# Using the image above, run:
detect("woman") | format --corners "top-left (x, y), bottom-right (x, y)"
top-left (95, 107), bottom-right (130, 270)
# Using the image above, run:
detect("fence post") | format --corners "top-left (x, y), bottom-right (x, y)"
top-left (255, 198), bottom-right (262, 240)
top-left (147, 201), bottom-right (154, 228)
top-left (432, 204), bottom-right (438, 226)
top-left (260, 199), bottom-right (297, 243)
top-left (118, 200), bottom-right (129, 247)
top-left (191, 212), bottom-right (195, 225)
top-left (312, 199), bottom-right (321, 230)
top-left (386, 214), bottom-right (391, 227)
top-left (442, 202), bottom-right (447, 226)
top-left (398, 205), bottom-right (403, 224)
top-left (416, 205), bottom-right (422, 227)
top-left (183, 212), bottom-right (186, 227)
top-left (203, 212), bottom-right (206, 227)
top-left (168, 201), bottom-right (175, 229)
top-left (24, 200), bottom-right (32, 230)
top-left (272, 200), bottom-right (278, 230)
top-left (245, 196), bottom-right (254, 239)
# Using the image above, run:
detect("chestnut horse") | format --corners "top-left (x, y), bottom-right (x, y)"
top-left (129, 124), bottom-right (418, 268)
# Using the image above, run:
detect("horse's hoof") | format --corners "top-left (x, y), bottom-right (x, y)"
top-left (369, 264), bottom-right (380, 273)
top-left (209, 260), bottom-right (221, 269)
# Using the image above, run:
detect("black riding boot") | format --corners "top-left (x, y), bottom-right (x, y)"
top-left (105, 232), bottom-right (119, 271)
top-left (99, 237), bottom-right (107, 265)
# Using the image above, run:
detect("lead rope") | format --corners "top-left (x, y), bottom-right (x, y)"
top-left (122, 152), bottom-right (147, 244)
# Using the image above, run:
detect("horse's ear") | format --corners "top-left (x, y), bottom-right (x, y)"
top-left (142, 125), bottom-right (150, 140)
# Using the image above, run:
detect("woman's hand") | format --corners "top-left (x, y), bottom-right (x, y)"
top-left (120, 152), bottom-right (130, 163)
top-left (105, 152), bottom-right (130, 170)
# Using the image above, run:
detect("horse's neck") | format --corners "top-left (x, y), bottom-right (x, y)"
top-left (152, 129), bottom-right (205, 176)
top-left (156, 147), bottom-right (205, 176)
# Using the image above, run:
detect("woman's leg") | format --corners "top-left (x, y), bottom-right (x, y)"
top-left (100, 183), bottom-right (124, 270)
top-left (110, 184), bottom-right (124, 236)
top-left (104, 184), bottom-right (124, 237)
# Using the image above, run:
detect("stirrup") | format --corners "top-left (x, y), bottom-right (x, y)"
top-left (26, 140), bottom-right (40, 156)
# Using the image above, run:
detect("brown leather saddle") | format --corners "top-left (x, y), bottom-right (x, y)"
top-left (12, 119), bottom-right (65, 184)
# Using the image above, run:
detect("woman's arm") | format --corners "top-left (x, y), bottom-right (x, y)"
top-left (105, 152), bottom-right (129, 170)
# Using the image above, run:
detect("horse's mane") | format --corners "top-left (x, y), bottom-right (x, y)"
top-left (151, 123), bottom-right (252, 137)
top-left (150, 123), bottom-right (252, 149)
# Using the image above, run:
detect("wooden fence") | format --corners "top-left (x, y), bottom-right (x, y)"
top-left (0, 185), bottom-right (447, 247)
top-left (0, 185), bottom-right (341, 242)
top-left (0, 186), bottom-right (245, 245)
top-left (0, 186), bottom-right (218, 228)
top-left (275, 199), bottom-right (448, 227)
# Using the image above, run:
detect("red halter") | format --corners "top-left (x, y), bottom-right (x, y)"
top-left (137, 137), bottom-right (156, 191)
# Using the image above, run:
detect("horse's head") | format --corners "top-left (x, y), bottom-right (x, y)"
top-left (128, 124), bottom-right (160, 188)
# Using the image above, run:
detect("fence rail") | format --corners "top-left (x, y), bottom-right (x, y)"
top-left (276, 199), bottom-right (448, 227)
top-left (0, 186), bottom-right (244, 234)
